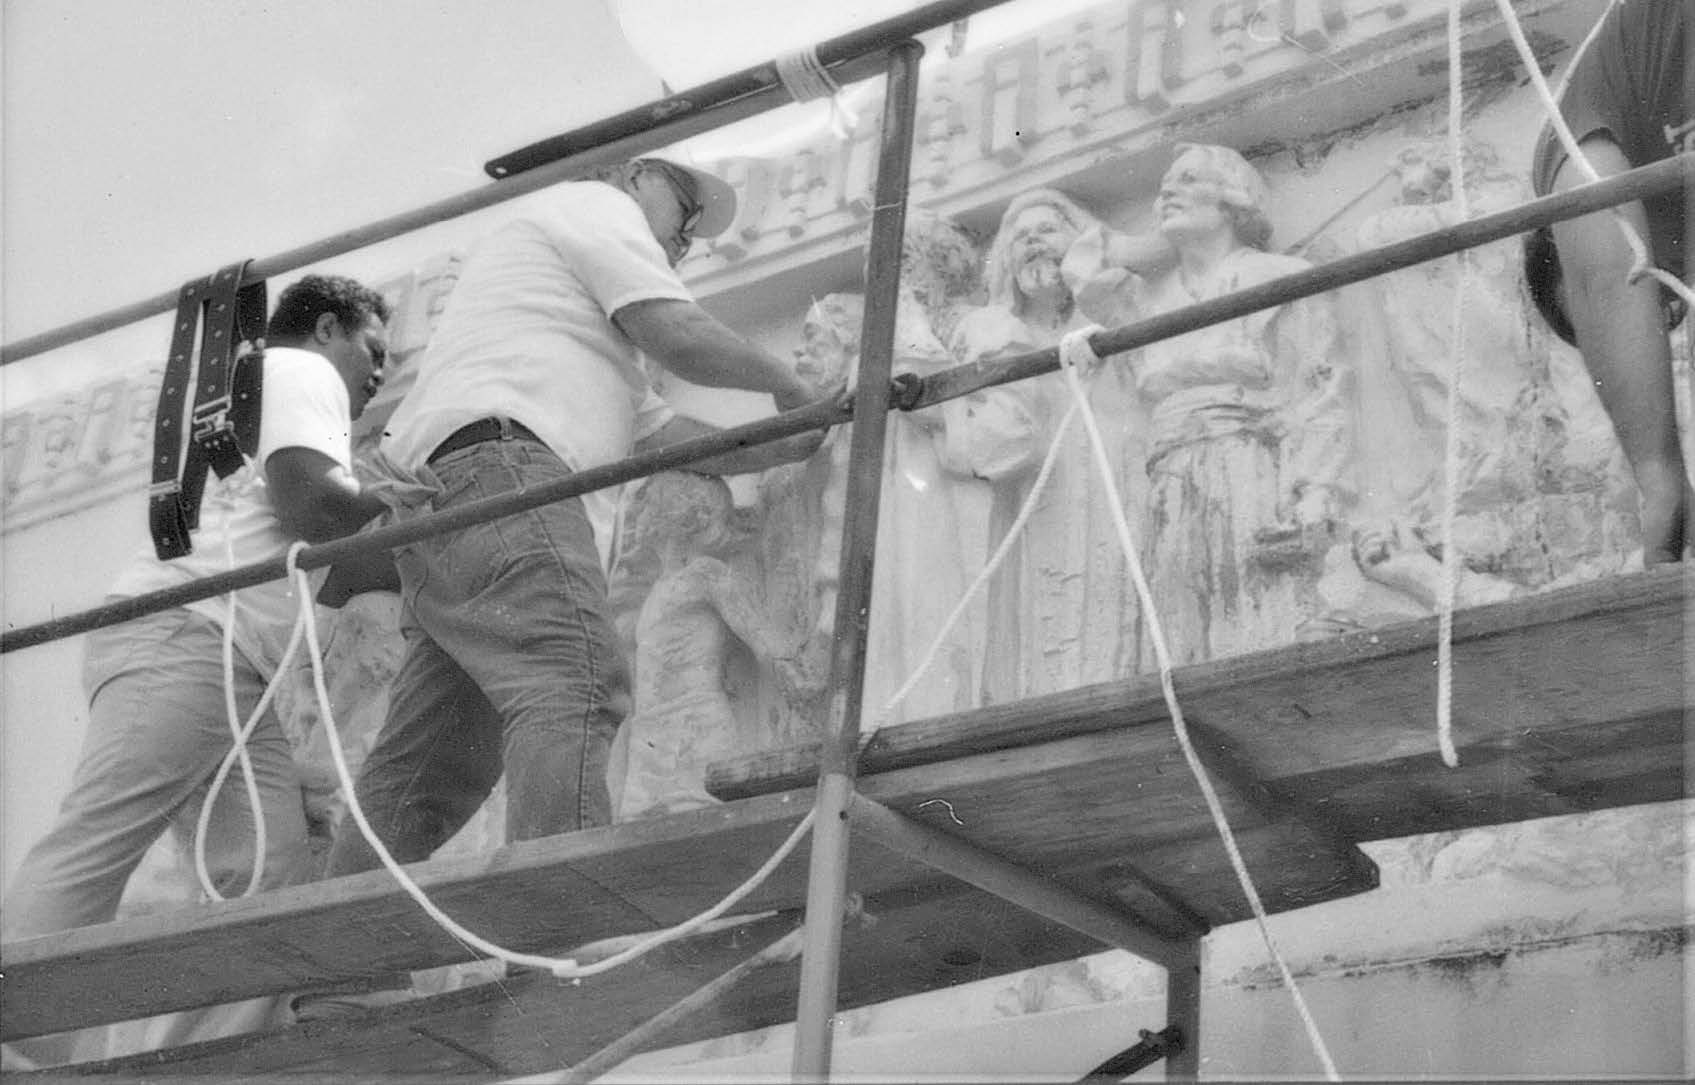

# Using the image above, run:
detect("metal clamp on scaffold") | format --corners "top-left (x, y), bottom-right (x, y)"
top-left (147, 260), bottom-right (267, 560)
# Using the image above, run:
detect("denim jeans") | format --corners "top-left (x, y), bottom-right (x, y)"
top-left (326, 433), bottom-right (630, 877)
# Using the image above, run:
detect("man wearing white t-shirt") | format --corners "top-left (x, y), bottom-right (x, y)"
top-left (325, 158), bottom-right (829, 878)
top-left (2, 276), bottom-right (392, 958)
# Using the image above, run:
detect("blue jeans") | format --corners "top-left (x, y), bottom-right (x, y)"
top-left (325, 433), bottom-right (630, 877)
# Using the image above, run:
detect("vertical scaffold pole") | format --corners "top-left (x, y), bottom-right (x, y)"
top-left (790, 38), bottom-right (924, 1081)
top-left (1165, 939), bottom-right (1203, 1081)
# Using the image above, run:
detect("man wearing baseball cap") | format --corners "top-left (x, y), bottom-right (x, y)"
top-left (325, 157), bottom-right (830, 879)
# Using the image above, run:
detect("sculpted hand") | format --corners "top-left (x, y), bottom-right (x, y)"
top-left (1288, 485), bottom-right (1340, 533)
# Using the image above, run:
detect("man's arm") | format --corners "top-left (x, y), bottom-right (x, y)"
top-left (613, 298), bottom-right (819, 411)
top-left (1549, 139), bottom-right (1692, 564)
top-left (267, 447), bottom-right (397, 604)
top-left (265, 447), bottom-right (388, 543)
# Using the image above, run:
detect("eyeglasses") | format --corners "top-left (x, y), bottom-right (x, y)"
top-left (642, 162), bottom-right (704, 248)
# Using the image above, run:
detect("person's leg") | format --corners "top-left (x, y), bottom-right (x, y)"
top-left (407, 439), bottom-right (631, 843)
top-left (0, 610), bottom-right (293, 940)
top-left (322, 624), bottom-right (502, 876)
top-left (2, 611), bottom-right (313, 1066)
top-left (1549, 138), bottom-right (1692, 564)
top-left (168, 651), bottom-right (313, 898)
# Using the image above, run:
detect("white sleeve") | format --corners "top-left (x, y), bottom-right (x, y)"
top-left (255, 352), bottom-right (354, 471)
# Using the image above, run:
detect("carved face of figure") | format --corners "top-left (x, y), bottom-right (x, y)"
top-left (1392, 145), bottom-right (1452, 205)
top-left (1156, 144), bottom-right (1271, 249)
top-left (1156, 152), bottom-right (1234, 242)
top-left (1007, 204), bottom-right (1079, 305)
top-left (796, 295), bottom-right (863, 386)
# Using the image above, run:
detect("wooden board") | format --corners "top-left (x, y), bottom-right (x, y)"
top-left (0, 732), bottom-right (1363, 1042)
top-left (710, 566), bottom-right (1689, 837)
top-left (5, 566), bottom-right (1681, 1050)
top-left (65, 891), bottom-right (1110, 1080)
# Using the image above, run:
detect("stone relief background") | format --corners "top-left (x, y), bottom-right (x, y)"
top-left (1, 0), bottom-right (1687, 1073)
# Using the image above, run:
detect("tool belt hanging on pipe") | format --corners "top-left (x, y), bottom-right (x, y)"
top-left (148, 261), bottom-right (267, 560)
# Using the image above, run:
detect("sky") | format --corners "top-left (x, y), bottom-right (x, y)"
top-left (0, 0), bottom-right (1075, 410)
top-left (0, 0), bottom-right (676, 404)
top-left (0, 1), bottom-right (946, 400)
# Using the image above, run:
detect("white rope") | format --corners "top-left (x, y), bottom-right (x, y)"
top-left (861, 398), bottom-right (1081, 746)
top-left (1432, 0), bottom-right (1473, 770)
top-left (198, 603), bottom-right (306, 899)
top-left (283, 543), bottom-right (815, 980)
top-left (774, 47), bottom-right (841, 104)
top-left (859, 324), bottom-right (1341, 1077)
top-left (1053, 327), bottom-right (1343, 1080)
top-left (194, 476), bottom-right (272, 900)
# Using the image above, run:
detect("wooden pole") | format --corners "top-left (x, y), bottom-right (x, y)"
top-left (0, 0), bottom-right (1011, 367)
top-left (790, 40), bottom-right (924, 1082)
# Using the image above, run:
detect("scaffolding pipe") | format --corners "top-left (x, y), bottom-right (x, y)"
top-left (532, 925), bottom-right (807, 1085)
top-left (1, 155), bottom-right (1682, 657)
top-left (0, 0), bottom-right (1011, 367)
top-left (0, 398), bottom-right (847, 654)
top-left (915, 153), bottom-right (1693, 410)
top-left (789, 39), bottom-right (924, 1081)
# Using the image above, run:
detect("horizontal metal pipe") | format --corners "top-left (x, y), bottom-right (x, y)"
top-left (915, 154), bottom-right (1691, 409)
top-left (0, 398), bottom-right (849, 654)
top-left (1, 0), bottom-right (1009, 366)
top-left (3, 154), bottom-right (1682, 655)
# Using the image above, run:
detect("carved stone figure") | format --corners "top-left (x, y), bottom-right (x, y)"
top-left (950, 188), bottom-right (1148, 701)
top-left (1342, 139), bottom-right (1639, 614)
top-left (759, 212), bottom-right (996, 734)
top-left (1067, 144), bottom-right (1354, 666)
top-left (612, 471), bottom-right (800, 819)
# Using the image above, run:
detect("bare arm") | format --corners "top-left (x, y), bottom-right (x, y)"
top-left (614, 298), bottom-right (818, 411)
top-left (1549, 139), bottom-right (1691, 564)
top-left (265, 447), bottom-right (388, 543)
top-left (267, 448), bottom-right (397, 604)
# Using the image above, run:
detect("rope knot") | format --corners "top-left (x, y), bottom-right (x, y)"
top-left (1057, 325), bottom-right (1105, 374)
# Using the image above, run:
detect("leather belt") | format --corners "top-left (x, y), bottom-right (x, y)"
top-left (427, 417), bottom-right (542, 464)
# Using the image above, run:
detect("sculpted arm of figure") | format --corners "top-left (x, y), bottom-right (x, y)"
top-left (938, 313), bottom-right (1050, 481)
top-left (1276, 288), bottom-right (1357, 531)
top-left (1061, 225), bottom-right (1177, 328)
top-left (698, 559), bottom-right (808, 663)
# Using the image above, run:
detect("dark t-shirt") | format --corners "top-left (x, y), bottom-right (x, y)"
top-left (1531, 0), bottom-right (1689, 279)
